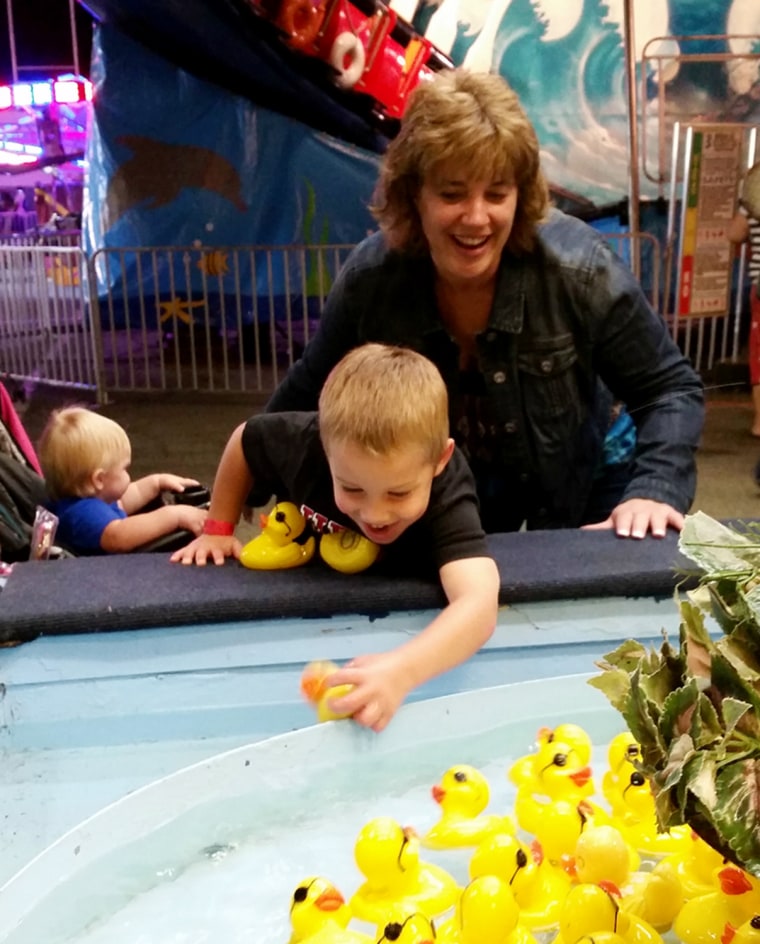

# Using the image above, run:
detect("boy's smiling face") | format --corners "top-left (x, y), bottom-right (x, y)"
top-left (326, 438), bottom-right (454, 545)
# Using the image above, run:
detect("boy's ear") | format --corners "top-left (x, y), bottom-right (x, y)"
top-left (433, 438), bottom-right (456, 477)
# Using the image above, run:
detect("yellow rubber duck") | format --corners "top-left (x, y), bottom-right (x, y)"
top-left (319, 529), bottom-right (380, 574)
top-left (673, 865), bottom-right (760, 944)
top-left (376, 910), bottom-right (437, 944)
top-left (421, 764), bottom-right (515, 850)
top-left (660, 830), bottom-right (726, 901)
top-left (729, 915), bottom-right (760, 944)
top-left (571, 826), bottom-right (682, 931)
top-left (300, 660), bottom-right (354, 722)
top-left (608, 769), bottom-right (692, 857)
top-left (508, 723), bottom-right (594, 790)
top-left (437, 875), bottom-right (539, 944)
top-left (602, 733), bottom-right (642, 812)
top-left (349, 817), bottom-right (460, 924)
top-left (469, 831), bottom-right (571, 930)
top-left (288, 876), bottom-right (372, 944)
top-left (553, 883), bottom-right (664, 944)
top-left (240, 502), bottom-right (316, 570)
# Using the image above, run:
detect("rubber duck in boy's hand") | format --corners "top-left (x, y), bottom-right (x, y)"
top-left (508, 723), bottom-right (594, 790)
top-left (554, 883), bottom-right (664, 944)
top-left (421, 765), bottom-right (515, 849)
top-left (288, 876), bottom-right (372, 944)
top-left (349, 817), bottom-right (460, 924)
top-left (673, 865), bottom-right (760, 944)
top-left (469, 832), bottom-right (571, 930)
top-left (300, 660), bottom-right (354, 722)
top-left (609, 769), bottom-right (691, 857)
top-left (240, 502), bottom-right (316, 570)
top-left (319, 529), bottom-right (380, 574)
top-left (436, 875), bottom-right (538, 944)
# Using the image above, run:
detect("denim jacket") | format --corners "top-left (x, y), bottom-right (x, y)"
top-left (267, 209), bottom-right (704, 529)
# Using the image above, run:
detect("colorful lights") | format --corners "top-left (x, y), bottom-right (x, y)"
top-left (0, 78), bottom-right (93, 110)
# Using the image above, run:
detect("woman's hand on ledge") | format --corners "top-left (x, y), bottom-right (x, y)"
top-left (581, 498), bottom-right (684, 540)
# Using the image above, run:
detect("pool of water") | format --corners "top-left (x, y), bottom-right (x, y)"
top-left (0, 675), bottom-right (624, 944)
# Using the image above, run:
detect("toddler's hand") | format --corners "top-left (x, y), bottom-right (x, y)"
top-left (170, 532), bottom-right (242, 566)
top-left (176, 505), bottom-right (208, 536)
top-left (160, 474), bottom-right (200, 493)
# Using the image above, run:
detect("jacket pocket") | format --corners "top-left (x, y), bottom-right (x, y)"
top-left (517, 335), bottom-right (580, 420)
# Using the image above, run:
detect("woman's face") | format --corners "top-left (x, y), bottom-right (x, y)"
top-left (416, 164), bottom-right (518, 288)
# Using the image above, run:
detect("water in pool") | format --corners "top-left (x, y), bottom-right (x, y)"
top-left (0, 678), bottom-right (688, 944)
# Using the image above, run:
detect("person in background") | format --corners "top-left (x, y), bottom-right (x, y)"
top-left (172, 344), bottom-right (499, 732)
top-left (727, 169), bottom-right (760, 438)
top-left (38, 406), bottom-right (207, 554)
top-left (264, 69), bottom-right (704, 539)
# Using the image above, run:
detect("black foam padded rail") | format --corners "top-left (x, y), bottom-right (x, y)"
top-left (0, 527), bottom-right (703, 643)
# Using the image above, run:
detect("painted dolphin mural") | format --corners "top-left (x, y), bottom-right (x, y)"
top-left (104, 134), bottom-right (248, 228)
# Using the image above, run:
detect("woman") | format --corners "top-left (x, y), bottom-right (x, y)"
top-left (266, 70), bottom-right (704, 538)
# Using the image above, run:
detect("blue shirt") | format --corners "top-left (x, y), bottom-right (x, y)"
top-left (266, 209), bottom-right (704, 530)
top-left (47, 496), bottom-right (126, 555)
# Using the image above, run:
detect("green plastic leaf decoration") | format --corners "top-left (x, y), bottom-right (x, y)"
top-left (586, 666), bottom-right (631, 714)
top-left (589, 512), bottom-right (760, 876)
top-left (711, 758), bottom-right (760, 875)
top-left (658, 680), bottom-right (701, 744)
top-left (722, 697), bottom-right (752, 737)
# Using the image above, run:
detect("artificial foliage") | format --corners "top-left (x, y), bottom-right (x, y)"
top-left (589, 511), bottom-right (760, 875)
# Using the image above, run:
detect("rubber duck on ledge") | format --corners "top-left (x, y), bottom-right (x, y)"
top-left (436, 875), bottom-right (538, 944)
top-left (350, 817), bottom-right (460, 924)
top-left (422, 764), bottom-right (515, 849)
top-left (319, 529), bottom-right (380, 574)
top-left (240, 502), bottom-right (315, 570)
top-left (288, 876), bottom-right (372, 944)
top-left (300, 660), bottom-right (354, 722)
top-left (602, 733), bottom-right (642, 811)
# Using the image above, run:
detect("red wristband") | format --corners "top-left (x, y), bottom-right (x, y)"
top-left (203, 519), bottom-right (235, 536)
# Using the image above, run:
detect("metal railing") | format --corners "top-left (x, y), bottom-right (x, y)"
top-left (0, 232), bottom-right (744, 401)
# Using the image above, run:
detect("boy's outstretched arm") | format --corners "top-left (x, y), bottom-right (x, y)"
top-left (171, 424), bottom-right (253, 566)
top-left (325, 556), bottom-right (500, 732)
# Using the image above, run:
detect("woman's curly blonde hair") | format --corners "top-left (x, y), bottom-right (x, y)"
top-left (371, 70), bottom-right (549, 255)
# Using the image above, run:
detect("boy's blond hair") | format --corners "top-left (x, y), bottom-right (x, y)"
top-left (38, 407), bottom-right (131, 500)
top-left (318, 344), bottom-right (449, 464)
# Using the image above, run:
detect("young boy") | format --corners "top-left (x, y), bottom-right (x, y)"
top-left (172, 343), bottom-right (499, 732)
top-left (39, 406), bottom-right (207, 554)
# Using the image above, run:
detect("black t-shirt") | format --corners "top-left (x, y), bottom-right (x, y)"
top-left (241, 412), bottom-right (489, 577)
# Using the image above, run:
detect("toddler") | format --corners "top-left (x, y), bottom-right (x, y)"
top-left (38, 406), bottom-right (207, 554)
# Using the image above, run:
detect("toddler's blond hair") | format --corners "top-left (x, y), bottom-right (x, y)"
top-left (39, 407), bottom-right (131, 500)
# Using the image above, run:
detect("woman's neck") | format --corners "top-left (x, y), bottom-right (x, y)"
top-left (435, 278), bottom-right (495, 356)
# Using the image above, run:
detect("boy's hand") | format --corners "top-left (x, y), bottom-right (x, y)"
top-left (175, 505), bottom-right (208, 536)
top-left (170, 533), bottom-right (242, 566)
top-left (159, 474), bottom-right (200, 493)
top-left (325, 653), bottom-right (413, 733)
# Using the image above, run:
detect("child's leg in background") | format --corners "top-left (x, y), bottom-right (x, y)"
top-left (751, 284), bottom-right (760, 436)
